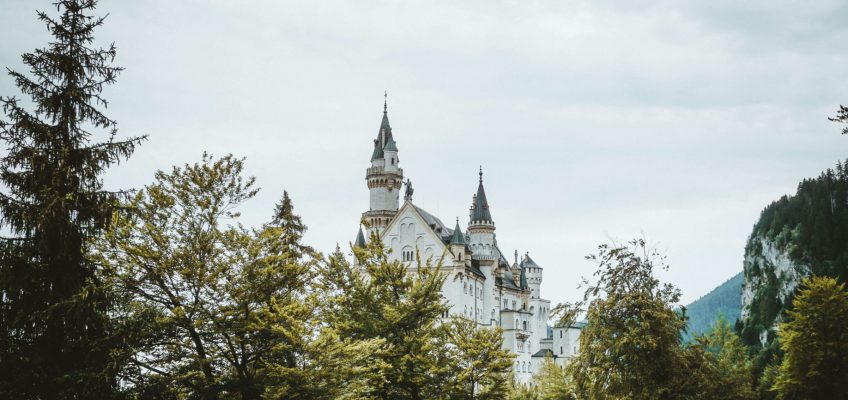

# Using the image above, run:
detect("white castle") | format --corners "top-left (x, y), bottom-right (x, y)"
top-left (354, 98), bottom-right (582, 382)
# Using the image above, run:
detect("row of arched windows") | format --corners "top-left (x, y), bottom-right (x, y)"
top-left (515, 361), bottom-right (531, 373)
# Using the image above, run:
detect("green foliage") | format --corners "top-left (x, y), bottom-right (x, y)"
top-left (748, 159), bottom-right (848, 282)
top-left (0, 1), bottom-right (144, 397)
top-left (435, 317), bottom-right (515, 400)
top-left (684, 272), bottom-right (743, 341)
top-left (773, 276), bottom-right (848, 400)
top-left (686, 316), bottom-right (756, 400)
top-left (99, 154), bottom-right (377, 399)
top-left (320, 234), bottom-right (450, 399)
top-left (830, 104), bottom-right (848, 135)
top-left (531, 357), bottom-right (577, 400)
top-left (569, 239), bottom-right (689, 400)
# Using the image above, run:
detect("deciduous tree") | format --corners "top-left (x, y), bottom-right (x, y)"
top-left (773, 276), bottom-right (848, 400)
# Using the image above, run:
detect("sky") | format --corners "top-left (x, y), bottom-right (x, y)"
top-left (1, 0), bottom-right (846, 305)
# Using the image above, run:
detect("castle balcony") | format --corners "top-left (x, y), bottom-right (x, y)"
top-left (366, 166), bottom-right (403, 178)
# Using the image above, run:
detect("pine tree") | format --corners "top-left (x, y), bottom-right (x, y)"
top-left (773, 276), bottom-right (848, 400)
top-left (0, 1), bottom-right (144, 397)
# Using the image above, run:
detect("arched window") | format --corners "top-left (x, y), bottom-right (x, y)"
top-left (560, 331), bottom-right (563, 339)
top-left (560, 346), bottom-right (563, 355)
top-left (515, 318), bottom-right (519, 328)
top-left (523, 321), bottom-right (527, 331)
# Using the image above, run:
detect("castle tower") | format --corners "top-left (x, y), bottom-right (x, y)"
top-left (449, 218), bottom-right (468, 262)
top-left (524, 252), bottom-right (543, 299)
top-left (362, 95), bottom-right (403, 234)
top-left (467, 167), bottom-right (495, 260)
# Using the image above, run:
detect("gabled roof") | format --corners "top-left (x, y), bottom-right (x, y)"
top-left (382, 202), bottom-right (449, 255)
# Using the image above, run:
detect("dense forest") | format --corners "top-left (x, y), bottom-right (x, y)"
top-left (1, 2), bottom-right (847, 399)
top-left (750, 160), bottom-right (848, 281)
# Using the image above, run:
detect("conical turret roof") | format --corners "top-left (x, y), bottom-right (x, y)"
top-left (354, 226), bottom-right (366, 248)
top-left (450, 219), bottom-right (466, 245)
top-left (470, 168), bottom-right (493, 223)
top-left (384, 135), bottom-right (398, 152)
top-left (370, 98), bottom-right (394, 161)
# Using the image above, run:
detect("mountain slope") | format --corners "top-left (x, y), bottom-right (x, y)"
top-left (739, 160), bottom-right (848, 347)
top-left (684, 272), bottom-right (743, 340)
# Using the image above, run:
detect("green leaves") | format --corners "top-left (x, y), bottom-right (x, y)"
top-left (773, 276), bottom-right (848, 400)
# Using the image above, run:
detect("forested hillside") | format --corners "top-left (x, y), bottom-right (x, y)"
top-left (739, 159), bottom-right (848, 347)
top-left (684, 272), bottom-right (743, 341)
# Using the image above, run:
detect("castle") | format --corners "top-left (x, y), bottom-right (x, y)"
top-left (354, 98), bottom-right (581, 382)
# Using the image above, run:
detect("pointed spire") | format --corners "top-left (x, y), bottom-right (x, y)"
top-left (470, 167), bottom-right (493, 223)
top-left (355, 225), bottom-right (366, 248)
top-left (450, 217), bottom-right (466, 245)
top-left (371, 94), bottom-right (393, 161)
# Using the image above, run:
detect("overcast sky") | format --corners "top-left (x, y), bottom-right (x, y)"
top-left (1, 0), bottom-right (846, 305)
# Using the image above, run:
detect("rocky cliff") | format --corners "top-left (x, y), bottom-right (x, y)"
top-left (738, 160), bottom-right (848, 347)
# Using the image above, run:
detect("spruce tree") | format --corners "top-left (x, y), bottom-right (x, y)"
top-left (0, 1), bottom-right (143, 398)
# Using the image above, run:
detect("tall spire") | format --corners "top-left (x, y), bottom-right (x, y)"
top-left (470, 167), bottom-right (493, 223)
top-left (371, 93), bottom-right (394, 161)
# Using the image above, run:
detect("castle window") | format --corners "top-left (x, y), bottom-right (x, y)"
top-left (523, 321), bottom-right (527, 331)
top-left (560, 346), bottom-right (563, 355)
top-left (560, 331), bottom-right (563, 339)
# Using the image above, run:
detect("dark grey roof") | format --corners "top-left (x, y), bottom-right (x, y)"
top-left (470, 171), bottom-right (493, 223)
top-left (384, 136), bottom-right (397, 152)
top-left (355, 226), bottom-right (366, 248)
top-left (524, 254), bottom-right (542, 269)
top-left (414, 205), bottom-right (452, 240)
top-left (450, 219), bottom-right (466, 245)
top-left (532, 349), bottom-right (554, 358)
top-left (497, 272), bottom-right (521, 291)
top-left (371, 139), bottom-right (383, 161)
top-left (371, 110), bottom-right (394, 161)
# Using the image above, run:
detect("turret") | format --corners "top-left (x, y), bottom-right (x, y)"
top-left (449, 218), bottom-right (468, 263)
top-left (467, 167), bottom-right (495, 260)
top-left (523, 253), bottom-right (544, 299)
top-left (362, 94), bottom-right (403, 234)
